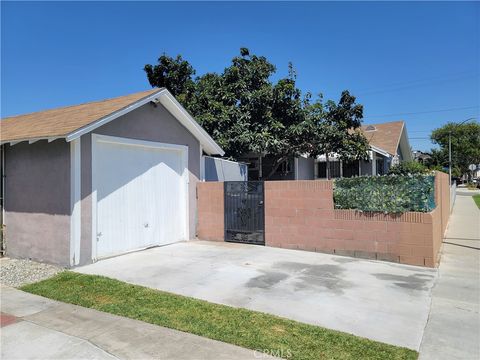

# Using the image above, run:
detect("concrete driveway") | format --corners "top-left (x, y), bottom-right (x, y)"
top-left (76, 241), bottom-right (437, 350)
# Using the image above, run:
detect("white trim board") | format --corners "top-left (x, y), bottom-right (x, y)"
top-left (370, 145), bottom-right (392, 158)
top-left (69, 138), bottom-right (81, 266)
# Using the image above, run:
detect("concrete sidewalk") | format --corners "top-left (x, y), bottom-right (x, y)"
top-left (419, 191), bottom-right (480, 359)
top-left (0, 286), bottom-right (271, 360)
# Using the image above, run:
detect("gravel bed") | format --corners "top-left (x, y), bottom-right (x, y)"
top-left (0, 258), bottom-right (64, 287)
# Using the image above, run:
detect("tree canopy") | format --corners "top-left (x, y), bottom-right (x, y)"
top-left (144, 48), bottom-right (368, 178)
top-left (429, 121), bottom-right (480, 176)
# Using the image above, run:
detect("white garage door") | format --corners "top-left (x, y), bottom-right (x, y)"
top-left (92, 134), bottom-right (188, 259)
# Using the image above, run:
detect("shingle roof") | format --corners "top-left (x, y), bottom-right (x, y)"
top-left (361, 120), bottom-right (405, 156)
top-left (1, 89), bottom-right (160, 142)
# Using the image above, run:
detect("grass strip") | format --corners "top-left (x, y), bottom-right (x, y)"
top-left (21, 271), bottom-right (417, 360)
top-left (473, 194), bottom-right (480, 209)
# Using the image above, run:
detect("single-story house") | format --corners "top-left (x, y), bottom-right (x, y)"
top-left (0, 88), bottom-right (224, 266)
top-left (243, 120), bottom-right (412, 180)
top-left (412, 150), bottom-right (432, 164)
top-left (315, 121), bottom-right (413, 178)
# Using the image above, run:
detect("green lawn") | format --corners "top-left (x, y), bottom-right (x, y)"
top-left (473, 194), bottom-right (480, 209)
top-left (21, 272), bottom-right (417, 360)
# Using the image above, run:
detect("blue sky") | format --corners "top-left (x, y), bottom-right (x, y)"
top-left (1, 1), bottom-right (479, 151)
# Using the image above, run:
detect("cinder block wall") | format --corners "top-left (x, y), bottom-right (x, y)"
top-left (265, 181), bottom-right (334, 251)
top-left (196, 171), bottom-right (450, 267)
top-left (196, 182), bottom-right (224, 241)
top-left (264, 181), bottom-right (439, 266)
top-left (432, 171), bottom-right (450, 264)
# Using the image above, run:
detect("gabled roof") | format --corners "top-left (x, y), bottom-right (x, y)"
top-left (1, 88), bottom-right (224, 155)
top-left (360, 120), bottom-right (405, 156)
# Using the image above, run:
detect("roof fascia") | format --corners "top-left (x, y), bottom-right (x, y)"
top-left (370, 145), bottom-right (392, 158)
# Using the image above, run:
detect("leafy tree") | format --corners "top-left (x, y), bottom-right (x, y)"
top-left (430, 121), bottom-right (480, 177)
top-left (144, 49), bottom-right (368, 179)
top-left (144, 54), bottom-right (196, 105)
top-left (423, 149), bottom-right (460, 176)
top-left (388, 160), bottom-right (428, 175)
top-left (304, 91), bottom-right (369, 179)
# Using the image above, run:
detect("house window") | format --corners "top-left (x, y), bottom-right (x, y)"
top-left (376, 158), bottom-right (385, 175)
top-left (342, 160), bottom-right (359, 178)
top-left (277, 159), bottom-right (292, 174)
top-left (317, 161), bottom-right (341, 178)
top-left (245, 157), bottom-right (260, 180)
top-left (318, 162), bottom-right (326, 178)
top-left (247, 157), bottom-right (259, 171)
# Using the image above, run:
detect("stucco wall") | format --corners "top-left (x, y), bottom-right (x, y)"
top-left (79, 102), bottom-right (201, 264)
top-left (4, 141), bottom-right (71, 266)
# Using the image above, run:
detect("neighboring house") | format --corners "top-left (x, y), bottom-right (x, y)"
top-left (471, 164), bottom-right (480, 180)
top-left (243, 120), bottom-right (412, 180)
top-left (241, 153), bottom-right (315, 181)
top-left (315, 121), bottom-right (413, 178)
top-left (413, 150), bottom-right (432, 164)
top-left (0, 88), bottom-right (224, 266)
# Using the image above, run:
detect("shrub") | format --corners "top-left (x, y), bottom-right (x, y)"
top-left (334, 174), bottom-right (435, 213)
top-left (467, 182), bottom-right (478, 190)
top-left (387, 161), bottom-right (427, 175)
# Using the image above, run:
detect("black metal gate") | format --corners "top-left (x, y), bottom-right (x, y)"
top-left (224, 181), bottom-right (265, 245)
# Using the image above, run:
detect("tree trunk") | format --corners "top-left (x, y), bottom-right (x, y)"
top-left (265, 156), bottom-right (288, 180)
top-left (325, 153), bottom-right (330, 180)
top-left (258, 155), bottom-right (263, 180)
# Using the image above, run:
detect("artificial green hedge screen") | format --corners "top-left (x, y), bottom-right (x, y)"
top-left (333, 174), bottom-right (435, 213)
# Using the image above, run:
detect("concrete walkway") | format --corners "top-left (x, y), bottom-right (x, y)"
top-left (419, 191), bottom-right (480, 359)
top-left (0, 286), bottom-right (270, 360)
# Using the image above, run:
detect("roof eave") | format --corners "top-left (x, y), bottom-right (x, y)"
top-left (63, 88), bottom-right (224, 156)
top-left (1, 136), bottom-right (65, 146)
top-left (158, 91), bottom-right (224, 156)
top-left (370, 145), bottom-right (393, 158)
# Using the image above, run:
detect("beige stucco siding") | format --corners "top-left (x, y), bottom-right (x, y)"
top-left (4, 141), bottom-right (71, 266)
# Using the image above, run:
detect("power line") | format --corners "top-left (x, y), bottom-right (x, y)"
top-left (356, 71), bottom-right (478, 96)
top-left (358, 76), bottom-right (474, 96)
top-left (366, 105), bottom-right (479, 118)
